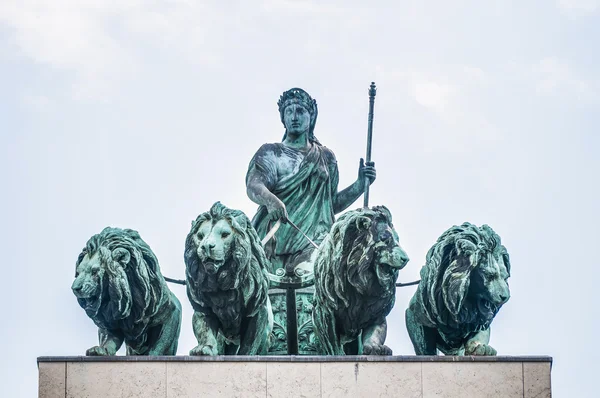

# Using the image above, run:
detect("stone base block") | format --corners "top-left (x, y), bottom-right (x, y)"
top-left (38, 355), bottom-right (552, 398)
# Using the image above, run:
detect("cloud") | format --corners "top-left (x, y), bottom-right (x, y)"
top-left (0, 0), bottom-right (366, 101)
top-left (261, 0), bottom-right (343, 14)
top-left (0, 1), bottom-right (138, 100)
top-left (556, 0), bottom-right (599, 17)
top-left (0, 0), bottom-right (227, 100)
top-left (413, 81), bottom-right (452, 109)
top-left (20, 93), bottom-right (53, 112)
top-left (374, 63), bottom-right (499, 154)
top-left (403, 65), bottom-right (489, 126)
top-left (534, 57), bottom-right (597, 101)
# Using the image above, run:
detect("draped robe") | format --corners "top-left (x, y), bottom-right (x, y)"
top-left (246, 142), bottom-right (339, 260)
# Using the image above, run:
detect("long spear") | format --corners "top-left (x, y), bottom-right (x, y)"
top-left (363, 82), bottom-right (377, 208)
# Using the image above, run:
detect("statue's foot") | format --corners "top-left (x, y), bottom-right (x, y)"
top-left (86, 346), bottom-right (111, 356)
top-left (189, 344), bottom-right (218, 356)
top-left (464, 342), bottom-right (497, 356)
top-left (363, 343), bottom-right (392, 355)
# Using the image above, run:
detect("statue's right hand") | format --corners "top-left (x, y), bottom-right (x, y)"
top-left (266, 199), bottom-right (288, 223)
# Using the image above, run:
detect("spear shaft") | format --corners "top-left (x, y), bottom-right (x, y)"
top-left (363, 82), bottom-right (377, 208)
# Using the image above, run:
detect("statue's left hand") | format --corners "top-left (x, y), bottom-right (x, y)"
top-left (358, 158), bottom-right (376, 186)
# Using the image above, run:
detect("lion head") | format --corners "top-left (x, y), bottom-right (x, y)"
top-left (184, 202), bottom-right (270, 315)
top-left (72, 227), bottom-right (169, 329)
top-left (314, 206), bottom-right (409, 311)
top-left (415, 222), bottom-right (511, 334)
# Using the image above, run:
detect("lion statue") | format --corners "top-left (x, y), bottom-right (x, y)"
top-left (71, 227), bottom-right (182, 356)
top-left (405, 222), bottom-right (511, 356)
top-left (184, 202), bottom-right (273, 355)
top-left (313, 206), bottom-right (409, 355)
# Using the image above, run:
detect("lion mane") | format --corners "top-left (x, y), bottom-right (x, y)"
top-left (409, 222), bottom-right (511, 350)
top-left (184, 202), bottom-right (270, 325)
top-left (315, 206), bottom-right (398, 310)
top-left (313, 206), bottom-right (408, 355)
top-left (74, 227), bottom-right (181, 355)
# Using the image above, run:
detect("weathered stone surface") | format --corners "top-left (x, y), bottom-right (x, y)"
top-left (422, 362), bottom-right (522, 398)
top-left (321, 362), bottom-right (421, 398)
top-left (266, 362), bottom-right (321, 398)
top-left (167, 362), bottom-right (266, 397)
top-left (39, 356), bottom-right (552, 397)
top-left (66, 362), bottom-right (165, 398)
top-left (39, 362), bottom-right (65, 398)
top-left (524, 362), bottom-right (552, 398)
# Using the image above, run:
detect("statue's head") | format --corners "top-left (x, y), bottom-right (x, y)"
top-left (278, 88), bottom-right (319, 143)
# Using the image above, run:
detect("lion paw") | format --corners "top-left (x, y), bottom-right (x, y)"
top-left (86, 346), bottom-right (112, 356)
top-left (363, 343), bottom-right (393, 356)
top-left (190, 344), bottom-right (218, 356)
top-left (465, 342), bottom-right (497, 356)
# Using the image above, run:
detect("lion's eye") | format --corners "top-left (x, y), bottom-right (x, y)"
top-left (380, 232), bottom-right (393, 245)
top-left (91, 268), bottom-right (99, 276)
top-left (221, 232), bottom-right (231, 239)
top-left (197, 233), bottom-right (204, 240)
top-left (484, 271), bottom-right (496, 280)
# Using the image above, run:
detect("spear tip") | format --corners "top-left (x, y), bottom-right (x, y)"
top-left (369, 82), bottom-right (377, 97)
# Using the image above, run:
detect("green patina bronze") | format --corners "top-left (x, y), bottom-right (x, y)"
top-left (405, 223), bottom-right (511, 356)
top-left (72, 227), bottom-right (182, 356)
top-left (69, 85), bottom-right (516, 358)
top-left (184, 202), bottom-right (273, 355)
top-left (246, 88), bottom-right (376, 268)
top-left (245, 88), bottom-right (377, 354)
top-left (313, 206), bottom-right (409, 355)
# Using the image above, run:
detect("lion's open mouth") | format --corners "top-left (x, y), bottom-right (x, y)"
top-left (203, 260), bottom-right (224, 275)
top-left (78, 294), bottom-right (102, 316)
top-left (477, 297), bottom-right (498, 319)
top-left (83, 297), bottom-right (100, 309)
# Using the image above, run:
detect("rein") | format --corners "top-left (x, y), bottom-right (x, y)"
top-left (164, 216), bottom-right (421, 288)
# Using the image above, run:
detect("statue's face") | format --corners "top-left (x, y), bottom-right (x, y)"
top-left (283, 103), bottom-right (310, 135)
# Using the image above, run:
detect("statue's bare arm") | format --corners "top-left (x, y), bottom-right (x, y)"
top-left (247, 168), bottom-right (289, 222)
top-left (334, 159), bottom-right (376, 214)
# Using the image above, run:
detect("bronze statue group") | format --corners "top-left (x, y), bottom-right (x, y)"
top-left (72, 88), bottom-right (511, 357)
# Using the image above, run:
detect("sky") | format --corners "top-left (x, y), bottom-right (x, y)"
top-left (1, 0), bottom-right (599, 396)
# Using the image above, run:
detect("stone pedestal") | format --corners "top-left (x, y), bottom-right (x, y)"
top-left (38, 355), bottom-right (552, 398)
